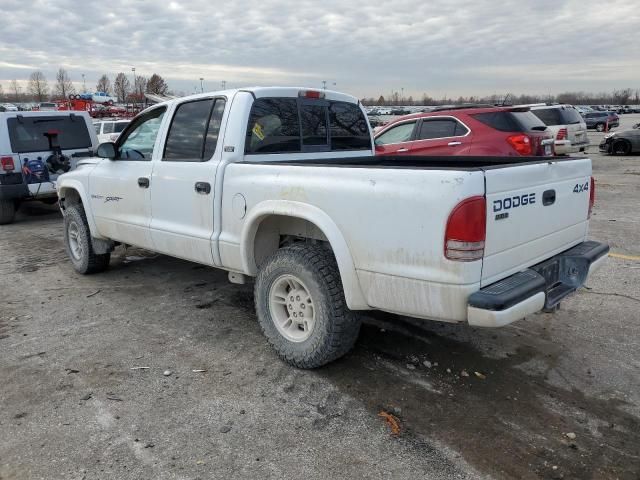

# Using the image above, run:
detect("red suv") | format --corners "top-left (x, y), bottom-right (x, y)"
top-left (374, 106), bottom-right (555, 157)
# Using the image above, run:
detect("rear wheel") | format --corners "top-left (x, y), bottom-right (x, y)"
top-left (64, 204), bottom-right (110, 274)
top-left (612, 139), bottom-right (631, 155)
top-left (0, 200), bottom-right (16, 225)
top-left (596, 123), bottom-right (605, 132)
top-left (254, 244), bottom-right (361, 368)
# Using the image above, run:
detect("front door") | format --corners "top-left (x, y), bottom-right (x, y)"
top-left (374, 120), bottom-right (417, 155)
top-left (149, 97), bottom-right (227, 265)
top-left (89, 106), bottom-right (167, 249)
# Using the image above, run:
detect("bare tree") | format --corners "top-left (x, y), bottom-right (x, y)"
top-left (9, 80), bottom-right (21, 102)
top-left (28, 71), bottom-right (49, 102)
top-left (96, 74), bottom-right (112, 94)
top-left (612, 88), bottom-right (634, 105)
top-left (113, 72), bottom-right (130, 103)
top-left (133, 75), bottom-right (147, 100)
top-left (0, 84), bottom-right (4, 102)
top-left (55, 68), bottom-right (75, 100)
top-left (146, 73), bottom-right (168, 95)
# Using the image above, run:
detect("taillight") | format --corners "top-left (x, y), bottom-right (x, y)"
top-left (1, 156), bottom-right (15, 172)
top-left (556, 128), bottom-right (568, 140)
top-left (445, 196), bottom-right (486, 261)
top-left (588, 176), bottom-right (595, 218)
top-left (506, 134), bottom-right (532, 155)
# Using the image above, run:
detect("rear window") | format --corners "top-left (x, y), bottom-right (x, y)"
top-left (328, 102), bottom-right (370, 150)
top-left (560, 108), bottom-right (583, 125)
top-left (7, 115), bottom-right (92, 153)
top-left (531, 108), bottom-right (563, 126)
top-left (246, 98), bottom-right (301, 154)
top-left (245, 97), bottom-right (370, 154)
top-left (114, 122), bottom-right (128, 133)
top-left (472, 111), bottom-right (546, 132)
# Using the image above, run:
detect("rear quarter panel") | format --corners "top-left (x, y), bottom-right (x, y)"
top-left (219, 162), bottom-right (486, 320)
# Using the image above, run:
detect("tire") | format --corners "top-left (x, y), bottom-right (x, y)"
top-left (63, 203), bottom-right (110, 274)
top-left (596, 123), bottom-right (605, 132)
top-left (254, 244), bottom-right (361, 368)
top-left (0, 199), bottom-right (16, 225)
top-left (612, 140), bottom-right (631, 156)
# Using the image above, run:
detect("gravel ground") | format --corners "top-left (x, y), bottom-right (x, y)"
top-left (1, 115), bottom-right (639, 480)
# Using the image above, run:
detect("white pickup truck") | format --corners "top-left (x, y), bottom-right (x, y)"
top-left (57, 87), bottom-right (608, 368)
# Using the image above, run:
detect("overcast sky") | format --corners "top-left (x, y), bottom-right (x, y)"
top-left (1, 0), bottom-right (638, 99)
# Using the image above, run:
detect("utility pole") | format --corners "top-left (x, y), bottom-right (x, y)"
top-left (199, 78), bottom-right (204, 93)
top-left (322, 80), bottom-right (326, 90)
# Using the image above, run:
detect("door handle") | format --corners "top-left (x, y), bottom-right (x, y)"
top-left (195, 182), bottom-right (211, 195)
top-left (448, 141), bottom-right (462, 146)
top-left (397, 148), bottom-right (409, 153)
top-left (137, 177), bottom-right (150, 188)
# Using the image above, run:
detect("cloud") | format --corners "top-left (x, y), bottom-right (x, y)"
top-left (0, 0), bottom-right (638, 97)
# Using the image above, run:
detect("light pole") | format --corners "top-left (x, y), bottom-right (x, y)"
top-left (221, 80), bottom-right (226, 89)
top-left (199, 78), bottom-right (204, 93)
top-left (401, 87), bottom-right (404, 104)
top-left (131, 67), bottom-right (136, 107)
top-left (322, 80), bottom-right (326, 90)
top-left (81, 74), bottom-right (86, 93)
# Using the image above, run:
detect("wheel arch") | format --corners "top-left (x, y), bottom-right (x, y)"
top-left (58, 181), bottom-right (101, 238)
top-left (240, 200), bottom-right (369, 310)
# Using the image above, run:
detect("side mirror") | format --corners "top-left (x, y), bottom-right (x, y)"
top-left (97, 142), bottom-right (117, 159)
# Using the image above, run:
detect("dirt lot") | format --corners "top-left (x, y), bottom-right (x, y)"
top-left (1, 115), bottom-right (639, 480)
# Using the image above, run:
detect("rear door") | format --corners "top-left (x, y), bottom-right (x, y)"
top-left (481, 159), bottom-right (591, 286)
top-left (149, 97), bottom-right (226, 265)
top-left (410, 117), bottom-right (471, 155)
top-left (374, 120), bottom-right (417, 155)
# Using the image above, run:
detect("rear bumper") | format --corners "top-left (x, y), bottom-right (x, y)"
top-left (0, 183), bottom-right (29, 201)
top-left (554, 140), bottom-right (589, 155)
top-left (467, 241), bottom-right (609, 327)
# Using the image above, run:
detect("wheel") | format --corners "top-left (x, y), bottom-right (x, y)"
top-left (254, 244), bottom-right (361, 368)
top-left (596, 123), bottom-right (605, 132)
top-left (611, 140), bottom-right (631, 155)
top-left (0, 199), bottom-right (16, 225)
top-left (63, 203), bottom-right (110, 274)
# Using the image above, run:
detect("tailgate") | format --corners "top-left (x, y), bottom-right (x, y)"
top-left (481, 159), bottom-right (591, 286)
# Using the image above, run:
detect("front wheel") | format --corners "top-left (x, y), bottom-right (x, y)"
top-left (63, 204), bottom-right (110, 274)
top-left (596, 123), bottom-right (605, 132)
top-left (254, 244), bottom-right (361, 368)
top-left (612, 140), bottom-right (631, 155)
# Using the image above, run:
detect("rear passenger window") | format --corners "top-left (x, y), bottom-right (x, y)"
top-left (246, 98), bottom-right (301, 154)
top-left (417, 119), bottom-right (466, 140)
top-left (203, 99), bottom-right (226, 159)
top-left (329, 102), bottom-right (370, 150)
top-left (102, 122), bottom-right (115, 134)
top-left (164, 98), bottom-right (225, 161)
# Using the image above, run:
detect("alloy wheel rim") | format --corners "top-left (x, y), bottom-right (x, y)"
top-left (268, 274), bottom-right (316, 342)
top-left (67, 221), bottom-right (83, 260)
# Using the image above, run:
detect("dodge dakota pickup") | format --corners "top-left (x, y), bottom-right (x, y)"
top-left (57, 87), bottom-right (609, 368)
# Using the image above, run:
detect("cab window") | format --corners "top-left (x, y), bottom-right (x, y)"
top-left (117, 107), bottom-right (166, 160)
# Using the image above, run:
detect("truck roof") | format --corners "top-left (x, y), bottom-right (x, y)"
top-left (153, 87), bottom-right (360, 108)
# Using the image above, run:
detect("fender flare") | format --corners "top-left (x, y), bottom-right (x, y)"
top-left (57, 180), bottom-right (105, 239)
top-left (240, 200), bottom-right (369, 310)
